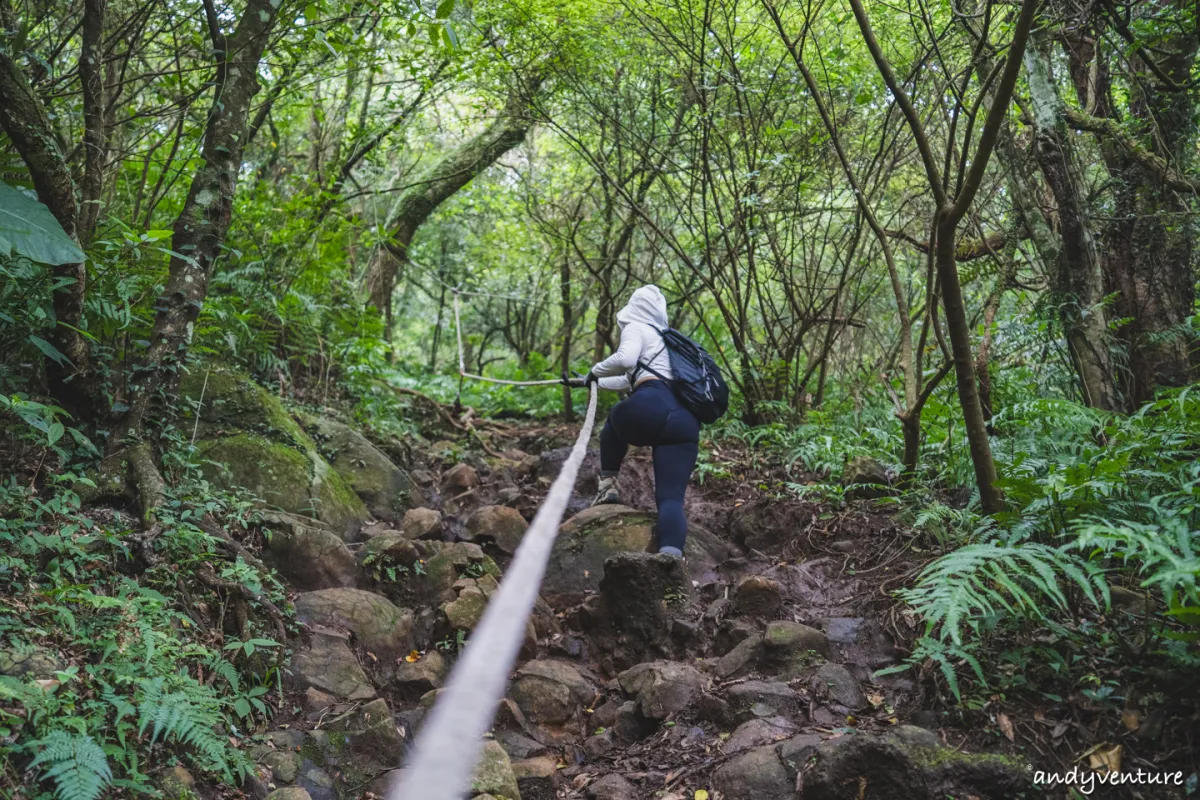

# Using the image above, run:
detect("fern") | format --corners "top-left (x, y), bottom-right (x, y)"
top-left (897, 541), bottom-right (1108, 645)
top-left (136, 677), bottom-right (243, 779)
top-left (28, 731), bottom-right (112, 800)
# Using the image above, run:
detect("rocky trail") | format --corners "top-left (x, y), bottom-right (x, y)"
top-left (179, 371), bottom-right (1033, 800)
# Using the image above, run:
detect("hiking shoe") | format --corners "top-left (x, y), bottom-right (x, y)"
top-left (657, 545), bottom-right (684, 558)
top-left (592, 476), bottom-right (621, 506)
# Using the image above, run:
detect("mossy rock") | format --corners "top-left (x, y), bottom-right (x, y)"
top-left (181, 366), bottom-right (367, 534)
top-left (300, 415), bottom-right (423, 522)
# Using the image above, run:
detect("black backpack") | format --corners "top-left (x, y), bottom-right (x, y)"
top-left (637, 328), bottom-right (730, 424)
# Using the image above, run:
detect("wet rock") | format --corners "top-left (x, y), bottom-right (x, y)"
top-left (393, 650), bottom-right (446, 697)
top-left (725, 681), bottom-right (801, 721)
top-left (262, 514), bottom-right (359, 590)
top-left (600, 552), bottom-right (690, 650)
top-left (444, 585), bottom-right (488, 631)
top-left (471, 740), bottom-right (520, 799)
top-left (512, 756), bottom-right (559, 799)
top-left (732, 576), bottom-right (783, 618)
top-left (842, 456), bottom-right (893, 499)
top-left (715, 633), bottom-right (763, 679)
top-left (303, 415), bottom-right (421, 521)
top-left (724, 717), bottom-right (795, 753)
top-left (295, 589), bottom-right (414, 666)
top-left (802, 725), bottom-right (1029, 799)
top-left (509, 659), bottom-right (595, 728)
top-left (465, 505), bottom-right (528, 554)
top-left (587, 774), bottom-right (635, 800)
top-left (763, 620), bottom-right (828, 674)
top-left (402, 507), bottom-right (444, 539)
top-left (811, 663), bottom-right (866, 710)
top-left (495, 730), bottom-right (547, 761)
top-left (290, 631), bottom-right (375, 700)
top-left (265, 790), bottom-right (312, 800)
top-left (441, 463), bottom-right (479, 495)
top-left (617, 661), bottom-right (708, 721)
top-left (712, 745), bottom-right (793, 800)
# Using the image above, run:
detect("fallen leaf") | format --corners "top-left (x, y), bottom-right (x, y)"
top-left (695, 790), bottom-right (710, 800)
top-left (404, 650), bottom-right (421, 663)
top-left (1086, 743), bottom-right (1122, 774)
top-left (1121, 709), bottom-right (1140, 731)
top-left (997, 712), bottom-right (1015, 742)
top-left (866, 692), bottom-right (885, 708)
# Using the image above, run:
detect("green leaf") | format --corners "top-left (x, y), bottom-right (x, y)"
top-left (234, 697), bottom-right (252, 718)
top-left (28, 335), bottom-right (71, 366)
top-left (435, 0), bottom-right (454, 18)
top-left (0, 181), bottom-right (85, 265)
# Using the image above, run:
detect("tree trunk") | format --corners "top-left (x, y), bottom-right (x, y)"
top-left (365, 89), bottom-right (537, 336)
top-left (77, 0), bottom-right (108, 246)
top-left (559, 254), bottom-right (574, 421)
top-left (1024, 34), bottom-right (1120, 411)
top-left (0, 32), bottom-right (94, 417)
top-left (109, 0), bottom-right (283, 448)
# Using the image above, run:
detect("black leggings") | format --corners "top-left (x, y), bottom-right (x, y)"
top-left (599, 380), bottom-right (700, 552)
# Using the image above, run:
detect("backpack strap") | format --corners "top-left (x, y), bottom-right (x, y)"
top-left (633, 345), bottom-right (668, 385)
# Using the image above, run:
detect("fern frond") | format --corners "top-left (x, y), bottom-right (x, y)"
top-left (28, 731), bottom-right (112, 800)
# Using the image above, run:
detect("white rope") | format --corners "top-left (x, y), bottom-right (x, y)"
top-left (452, 291), bottom-right (562, 386)
top-left (387, 382), bottom-right (599, 800)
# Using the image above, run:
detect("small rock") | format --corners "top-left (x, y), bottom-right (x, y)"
top-left (910, 709), bottom-right (939, 730)
top-left (714, 618), bottom-right (757, 654)
top-left (441, 463), bottom-right (479, 495)
top-left (304, 687), bottom-right (337, 714)
top-left (582, 730), bottom-right (615, 760)
top-left (465, 505), bottom-right (528, 554)
top-left (265, 790), bottom-right (312, 800)
top-left (0, 646), bottom-right (62, 678)
top-left (715, 633), bottom-right (763, 679)
top-left (160, 765), bottom-right (195, 798)
top-left (725, 681), bottom-right (801, 721)
top-left (295, 588), bottom-right (415, 667)
top-left (497, 486), bottom-right (522, 504)
top-left (495, 730), bottom-right (547, 761)
top-left (811, 663), bottom-right (866, 710)
top-left (1110, 585), bottom-right (1154, 615)
top-left (763, 620), bottom-right (829, 673)
top-left (724, 717), bottom-right (795, 753)
top-left (444, 585), bottom-right (488, 631)
top-left (593, 699), bottom-right (652, 742)
top-left (512, 756), bottom-right (559, 800)
top-left (261, 750), bottom-right (299, 784)
top-left (842, 455), bottom-right (893, 498)
top-left (776, 732), bottom-right (823, 776)
top-left (509, 659), bottom-right (595, 728)
top-left (712, 745), bottom-right (793, 800)
top-left (587, 774), bottom-right (635, 800)
top-left (394, 650), bottom-right (446, 697)
top-left (617, 661), bottom-right (708, 721)
top-left (295, 762), bottom-right (336, 800)
top-left (828, 539), bottom-right (855, 554)
top-left (362, 533), bottom-right (421, 568)
top-left (471, 740), bottom-right (520, 799)
top-left (823, 617), bottom-right (865, 645)
top-left (402, 507), bottom-right (443, 539)
top-left (290, 631), bottom-right (375, 701)
top-left (732, 576), bottom-right (783, 618)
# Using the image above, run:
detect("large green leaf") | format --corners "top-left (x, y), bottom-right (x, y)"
top-left (0, 181), bottom-right (84, 265)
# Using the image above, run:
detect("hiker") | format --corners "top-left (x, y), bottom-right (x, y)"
top-left (563, 285), bottom-right (699, 557)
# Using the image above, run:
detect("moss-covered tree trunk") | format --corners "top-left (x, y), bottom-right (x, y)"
top-left (109, 0), bottom-right (284, 450)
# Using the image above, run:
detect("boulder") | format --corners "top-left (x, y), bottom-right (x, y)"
top-left (393, 650), bottom-right (446, 697)
top-left (543, 506), bottom-right (721, 605)
top-left (260, 749), bottom-right (300, 783)
top-left (181, 367), bottom-right (367, 533)
top-left (261, 513), bottom-right (359, 590)
top-left (509, 660), bottom-right (595, 729)
top-left (266, 790), bottom-right (312, 800)
top-left (617, 661), bottom-right (708, 721)
top-left (495, 730), bottom-right (547, 761)
top-left (842, 456), bottom-right (893, 499)
top-left (512, 756), bottom-right (558, 800)
top-left (402, 507), bottom-right (444, 539)
top-left (326, 697), bottom-right (404, 774)
top-left (418, 542), bottom-right (502, 605)
top-left (599, 552), bottom-right (690, 650)
top-left (777, 733), bottom-right (823, 777)
top-left (811, 663), bottom-right (866, 710)
top-left (444, 585), bottom-right (488, 631)
top-left (763, 620), bottom-right (829, 674)
top-left (361, 532), bottom-right (421, 570)
top-left (441, 463), bottom-right (479, 495)
top-left (290, 631), bottom-right (375, 700)
top-left (715, 633), bottom-right (763, 679)
top-left (729, 499), bottom-right (801, 554)
top-left (465, 505), bottom-right (528, 554)
top-left (712, 745), bottom-right (793, 800)
top-left (303, 415), bottom-right (421, 521)
top-left (587, 774), bottom-right (635, 800)
top-left (159, 765), bottom-right (195, 798)
top-left (0, 645), bottom-right (62, 678)
top-left (294, 589), bottom-right (414, 665)
top-left (725, 717), bottom-right (796, 754)
top-left (801, 725), bottom-right (1029, 799)
top-left (471, 740), bottom-right (520, 799)
top-left (732, 576), bottom-right (783, 618)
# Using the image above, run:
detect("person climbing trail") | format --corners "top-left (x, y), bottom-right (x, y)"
top-left (564, 285), bottom-right (700, 558)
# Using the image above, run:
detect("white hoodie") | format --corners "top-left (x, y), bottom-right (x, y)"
top-left (591, 285), bottom-right (674, 391)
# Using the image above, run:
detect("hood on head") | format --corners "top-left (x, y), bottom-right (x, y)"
top-left (616, 285), bottom-right (668, 330)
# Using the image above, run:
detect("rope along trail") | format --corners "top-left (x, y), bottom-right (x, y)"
top-left (388, 383), bottom-right (598, 799)
top-left (390, 288), bottom-right (596, 798)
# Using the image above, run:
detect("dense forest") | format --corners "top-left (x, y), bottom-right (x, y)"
top-left (1, 0), bottom-right (1198, 796)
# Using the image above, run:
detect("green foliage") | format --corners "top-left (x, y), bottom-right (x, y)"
top-left (0, 182), bottom-right (84, 266)
top-left (26, 732), bottom-right (112, 800)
